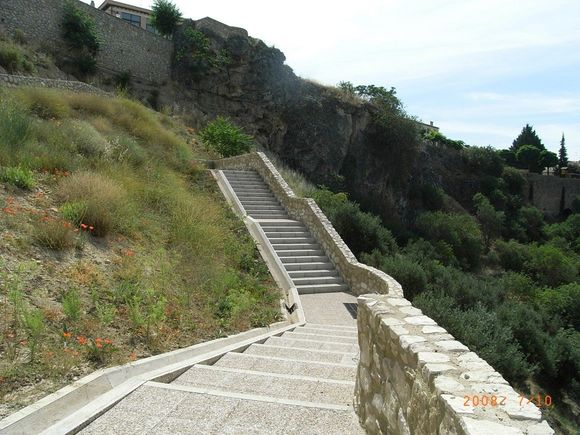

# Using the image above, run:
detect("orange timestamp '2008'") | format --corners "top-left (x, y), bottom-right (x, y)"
top-left (463, 394), bottom-right (553, 407)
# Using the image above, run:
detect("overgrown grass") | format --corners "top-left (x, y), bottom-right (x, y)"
top-left (0, 40), bottom-right (34, 74)
top-left (0, 87), bottom-right (281, 412)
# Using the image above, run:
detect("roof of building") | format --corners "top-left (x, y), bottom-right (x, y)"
top-left (98, 0), bottom-right (152, 15)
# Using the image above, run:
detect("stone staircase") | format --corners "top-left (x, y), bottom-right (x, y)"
top-left (80, 324), bottom-right (364, 434)
top-left (223, 170), bottom-right (349, 295)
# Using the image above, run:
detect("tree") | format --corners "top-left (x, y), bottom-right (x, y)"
top-left (540, 150), bottom-right (558, 175)
top-left (516, 145), bottom-right (542, 173)
top-left (150, 0), bottom-right (182, 37)
top-left (473, 193), bottom-right (504, 249)
top-left (510, 124), bottom-right (545, 153)
top-left (558, 133), bottom-right (568, 175)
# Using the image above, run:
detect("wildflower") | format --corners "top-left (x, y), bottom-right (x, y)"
top-left (20, 340), bottom-right (27, 346)
top-left (89, 226), bottom-right (94, 231)
top-left (129, 351), bottom-right (137, 361)
top-left (96, 342), bottom-right (103, 349)
top-left (76, 336), bottom-right (87, 345)
top-left (80, 223), bottom-right (88, 230)
top-left (63, 331), bottom-right (72, 339)
top-left (125, 249), bottom-right (134, 257)
top-left (104, 338), bottom-right (112, 345)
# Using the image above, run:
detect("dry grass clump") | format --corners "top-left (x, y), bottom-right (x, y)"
top-left (33, 218), bottom-right (76, 250)
top-left (15, 88), bottom-right (71, 119)
top-left (58, 171), bottom-right (125, 236)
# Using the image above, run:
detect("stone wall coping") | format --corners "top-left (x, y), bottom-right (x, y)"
top-left (214, 151), bottom-right (404, 297)
top-left (356, 294), bottom-right (554, 434)
top-left (0, 73), bottom-right (110, 95)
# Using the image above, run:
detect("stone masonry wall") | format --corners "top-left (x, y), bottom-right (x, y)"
top-left (526, 173), bottom-right (580, 216)
top-left (1, 0), bottom-right (172, 83)
top-left (0, 73), bottom-right (108, 94)
top-left (214, 151), bottom-right (403, 298)
top-left (356, 294), bottom-right (553, 435)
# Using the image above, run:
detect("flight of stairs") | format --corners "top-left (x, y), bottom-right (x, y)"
top-left (222, 170), bottom-right (349, 295)
top-left (80, 324), bottom-right (364, 434)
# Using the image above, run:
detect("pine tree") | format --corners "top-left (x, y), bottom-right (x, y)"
top-left (510, 124), bottom-right (545, 152)
top-left (558, 133), bottom-right (568, 175)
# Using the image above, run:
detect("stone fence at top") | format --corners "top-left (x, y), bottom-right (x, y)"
top-left (1, 0), bottom-right (172, 83)
top-left (0, 74), bottom-right (108, 95)
top-left (213, 151), bottom-right (553, 435)
top-left (213, 151), bottom-right (403, 297)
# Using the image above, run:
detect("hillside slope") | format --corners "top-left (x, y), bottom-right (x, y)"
top-left (0, 87), bottom-right (281, 417)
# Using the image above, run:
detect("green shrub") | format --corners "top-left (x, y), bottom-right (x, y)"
top-left (65, 120), bottom-right (110, 157)
top-left (414, 292), bottom-right (533, 384)
top-left (60, 200), bottom-right (88, 226)
top-left (150, 0), bottom-right (182, 36)
top-left (416, 211), bottom-right (483, 270)
top-left (495, 239), bottom-right (532, 272)
top-left (200, 117), bottom-right (253, 157)
top-left (516, 206), bottom-right (545, 242)
top-left (534, 283), bottom-right (580, 330)
top-left (473, 193), bottom-right (504, 248)
top-left (311, 188), bottom-right (397, 257)
top-left (61, 2), bottom-right (101, 55)
top-left (525, 244), bottom-right (577, 287)
top-left (501, 166), bottom-right (526, 195)
top-left (21, 307), bottom-right (44, 362)
top-left (0, 40), bottom-right (33, 74)
top-left (463, 146), bottom-right (504, 177)
top-left (0, 166), bottom-right (35, 189)
top-left (363, 252), bottom-right (427, 299)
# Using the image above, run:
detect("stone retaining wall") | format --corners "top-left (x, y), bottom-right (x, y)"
top-left (356, 294), bottom-right (553, 435)
top-left (0, 74), bottom-right (108, 95)
top-left (1, 0), bottom-right (172, 83)
top-left (214, 151), bottom-right (403, 297)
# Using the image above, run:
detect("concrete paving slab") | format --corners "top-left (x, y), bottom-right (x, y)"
top-left (265, 336), bottom-right (358, 353)
top-left (244, 344), bottom-right (358, 365)
top-left (300, 292), bottom-right (359, 326)
top-left (282, 331), bottom-right (358, 344)
top-left (213, 353), bottom-right (357, 381)
top-left (172, 365), bottom-right (354, 406)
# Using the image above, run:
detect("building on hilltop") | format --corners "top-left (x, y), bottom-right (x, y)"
top-left (97, 0), bottom-right (156, 33)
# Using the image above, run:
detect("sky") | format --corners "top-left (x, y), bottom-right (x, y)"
top-left (87, 0), bottom-right (580, 159)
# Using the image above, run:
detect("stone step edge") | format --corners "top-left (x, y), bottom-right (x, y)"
top-left (178, 363), bottom-right (355, 385)
top-left (284, 331), bottom-right (359, 342)
top-left (271, 334), bottom-right (358, 347)
top-left (305, 323), bottom-right (358, 331)
top-left (145, 381), bottom-right (353, 412)
top-left (217, 351), bottom-right (358, 369)
top-left (249, 343), bottom-right (358, 357)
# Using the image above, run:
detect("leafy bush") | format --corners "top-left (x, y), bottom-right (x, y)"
top-left (311, 188), bottom-right (397, 257)
top-left (423, 130), bottom-right (464, 150)
top-left (534, 283), bottom-right (580, 330)
top-left (473, 193), bottom-right (504, 248)
top-left (362, 252), bottom-right (427, 299)
top-left (414, 292), bottom-right (533, 384)
top-left (0, 40), bottom-right (33, 74)
top-left (415, 211), bottom-right (483, 270)
top-left (463, 146), bottom-right (504, 177)
top-left (200, 117), bottom-right (253, 157)
top-left (525, 244), bottom-right (577, 287)
top-left (0, 166), bottom-right (35, 189)
top-left (151, 0), bottom-right (182, 36)
top-left (57, 171), bottom-right (126, 236)
top-left (495, 239), bottom-right (533, 271)
top-left (501, 166), bottom-right (526, 195)
top-left (516, 206), bottom-right (545, 242)
top-left (61, 2), bottom-right (101, 55)
top-left (61, 2), bottom-right (101, 76)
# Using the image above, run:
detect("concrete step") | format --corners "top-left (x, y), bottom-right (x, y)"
top-left (283, 331), bottom-right (358, 345)
top-left (299, 326), bottom-right (358, 337)
top-left (284, 262), bottom-right (335, 271)
top-left (271, 238), bottom-right (316, 246)
top-left (264, 336), bottom-right (358, 353)
top-left (274, 249), bottom-right (324, 257)
top-left (253, 214), bottom-right (290, 219)
top-left (237, 192), bottom-right (277, 198)
top-left (266, 231), bottom-right (310, 238)
top-left (272, 243), bottom-right (320, 250)
top-left (244, 204), bottom-right (284, 210)
top-left (292, 276), bottom-right (344, 286)
top-left (79, 382), bottom-right (365, 434)
top-left (172, 365), bottom-right (354, 406)
top-left (233, 189), bottom-right (273, 194)
top-left (228, 180), bottom-right (267, 185)
top-left (260, 220), bottom-right (302, 227)
top-left (241, 200), bottom-right (281, 206)
top-left (296, 283), bottom-right (350, 294)
top-left (213, 352), bottom-right (357, 381)
top-left (288, 269), bottom-right (338, 278)
top-left (244, 344), bottom-right (358, 365)
top-left (280, 255), bottom-right (329, 264)
top-left (263, 225), bottom-right (307, 232)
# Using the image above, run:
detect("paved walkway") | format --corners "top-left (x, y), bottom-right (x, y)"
top-left (300, 292), bottom-right (358, 326)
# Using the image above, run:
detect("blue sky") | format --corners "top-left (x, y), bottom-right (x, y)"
top-left (88, 0), bottom-right (580, 159)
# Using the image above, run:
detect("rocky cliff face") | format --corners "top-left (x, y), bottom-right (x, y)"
top-left (168, 18), bottom-right (457, 228)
